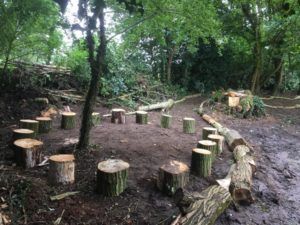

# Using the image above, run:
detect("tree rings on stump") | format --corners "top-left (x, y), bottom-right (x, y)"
top-left (208, 134), bottom-right (224, 155)
top-left (191, 148), bottom-right (212, 177)
top-left (202, 127), bottom-right (217, 140)
top-left (92, 112), bottom-right (101, 126)
top-left (197, 140), bottom-right (217, 161)
top-left (96, 159), bottom-right (130, 197)
top-left (20, 119), bottom-right (39, 137)
top-left (157, 160), bottom-right (189, 196)
top-left (48, 154), bottom-right (75, 186)
top-left (61, 112), bottom-right (76, 129)
top-left (111, 108), bottom-right (126, 124)
top-left (160, 114), bottom-right (172, 128)
top-left (136, 111), bottom-right (148, 124)
top-left (183, 117), bottom-right (196, 134)
top-left (13, 138), bottom-right (43, 168)
top-left (36, 117), bottom-right (52, 133)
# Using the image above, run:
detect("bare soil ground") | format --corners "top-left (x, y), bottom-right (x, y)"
top-left (0, 92), bottom-right (299, 225)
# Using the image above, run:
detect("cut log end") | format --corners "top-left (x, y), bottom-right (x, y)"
top-left (97, 159), bottom-right (130, 173)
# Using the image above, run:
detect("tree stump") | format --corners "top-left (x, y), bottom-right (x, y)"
top-left (136, 111), bottom-right (148, 124)
top-left (183, 117), bottom-right (196, 134)
top-left (12, 129), bottom-right (35, 143)
top-left (197, 140), bottom-right (217, 161)
top-left (61, 112), bottom-right (76, 129)
top-left (157, 160), bottom-right (189, 196)
top-left (19, 119), bottom-right (39, 137)
top-left (208, 134), bottom-right (224, 155)
top-left (190, 148), bottom-right (212, 177)
top-left (92, 112), bottom-right (101, 126)
top-left (48, 154), bottom-right (75, 186)
top-left (160, 114), bottom-right (172, 128)
top-left (111, 108), bottom-right (126, 124)
top-left (96, 159), bottom-right (130, 197)
top-left (36, 117), bottom-right (52, 133)
top-left (13, 138), bottom-right (43, 168)
top-left (202, 127), bottom-right (217, 140)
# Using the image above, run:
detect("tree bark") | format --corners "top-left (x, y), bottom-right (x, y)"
top-left (272, 57), bottom-right (284, 95)
top-left (197, 140), bottom-right (217, 161)
top-left (136, 111), bottom-right (148, 124)
top-left (202, 127), bottom-right (217, 140)
top-left (208, 134), bottom-right (224, 155)
top-left (36, 117), bottom-right (52, 133)
top-left (160, 114), bottom-right (172, 128)
top-left (190, 148), bottom-right (212, 177)
top-left (61, 112), bottom-right (76, 130)
top-left (19, 119), bottom-right (39, 137)
top-left (183, 118), bottom-right (196, 134)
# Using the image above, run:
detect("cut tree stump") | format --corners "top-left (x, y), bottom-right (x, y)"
top-left (36, 117), bottom-right (52, 133)
top-left (160, 114), bottom-right (172, 128)
top-left (96, 159), bottom-right (130, 197)
top-left (48, 154), bottom-right (75, 186)
top-left (190, 148), bottom-right (212, 177)
top-left (61, 112), bottom-right (76, 129)
top-left (11, 129), bottom-right (34, 143)
top-left (34, 97), bottom-right (49, 105)
top-left (197, 140), bottom-right (217, 161)
top-left (208, 134), bottom-right (224, 155)
top-left (202, 127), bottom-right (217, 140)
top-left (13, 138), bottom-right (43, 168)
top-left (136, 111), bottom-right (148, 124)
top-left (19, 119), bottom-right (39, 137)
top-left (183, 117), bottom-right (196, 134)
top-left (92, 112), bottom-right (100, 126)
top-left (157, 160), bottom-right (189, 196)
top-left (111, 108), bottom-right (126, 124)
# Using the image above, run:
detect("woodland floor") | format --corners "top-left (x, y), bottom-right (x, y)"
top-left (0, 90), bottom-right (300, 225)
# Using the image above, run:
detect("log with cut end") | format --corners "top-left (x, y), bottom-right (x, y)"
top-left (183, 117), bottom-right (196, 134)
top-left (61, 112), bottom-right (76, 129)
top-left (224, 129), bottom-right (248, 151)
top-left (160, 114), bottom-right (172, 128)
top-left (157, 160), bottom-right (189, 196)
top-left (20, 119), bottom-right (39, 137)
top-left (36, 117), bottom-right (52, 133)
top-left (208, 134), bottom-right (224, 155)
top-left (48, 154), bottom-right (75, 186)
top-left (111, 108), bottom-right (126, 124)
top-left (190, 148), bottom-right (212, 177)
top-left (13, 138), bottom-right (43, 168)
top-left (197, 140), bottom-right (217, 161)
top-left (137, 99), bottom-right (175, 111)
top-left (202, 127), bottom-right (217, 140)
top-left (96, 159), bottom-right (129, 197)
top-left (92, 112), bottom-right (100, 126)
top-left (228, 96), bottom-right (240, 107)
top-left (136, 111), bottom-right (148, 124)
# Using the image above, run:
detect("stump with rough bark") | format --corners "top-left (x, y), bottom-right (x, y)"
top-left (157, 160), bottom-right (189, 196)
top-left (197, 140), bottom-right (217, 161)
top-left (208, 134), bottom-right (224, 155)
top-left (13, 138), bottom-right (43, 168)
top-left (61, 112), bottom-right (76, 129)
top-left (183, 117), bottom-right (196, 134)
top-left (36, 117), bottom-right (52, 133)
top-left (96, 159), bottom-right (130, 196)
top-left (191, 148), bottom-right (212, 177)
top-left (136, 111), bottom-right (148, 124)
top-left (111, 108), bottom-right (126, 124)
top-left (202, 127), bottom-right (217, 140)
top-left (92, 112), bottom-right (101, 126)
top-left (20, 119), bottom-right (39, 137)
top-left (48, 154), bottom-right (75, 186)
top-left (160, 114), bottom-right (172, 128)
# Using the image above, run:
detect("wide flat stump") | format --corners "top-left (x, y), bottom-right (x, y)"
top-left (36, 117), bottom-right (52, 133)
top-left (61, 112), bottom-right (76, 129)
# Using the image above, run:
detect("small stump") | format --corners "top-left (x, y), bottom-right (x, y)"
top-left (208, 134), bottom-right (224, 155)
top-left (202, 127), bottom-right (217, 140)
top-left (12, 129), bottom-right (35, 143)
top-left (160, 114), bottom-right (172, 128)
top-left (13, 138), bottom-right (43, 168)
top-left (92, 112), bottom-right (101, 126)
top-left (183, 117), bottom-right (196, 134)
top-left (48, 154), bottom-right (75, 186)
top-left (191, 148), bottom-right (212, 177)
top-left (111, 109), bottom-right (126, 124)
top-left (36, 117), bottom-right (52, 133)
top-left (157, 160), bottom-right (189, 196)
top-left (20, 119), bottom-right (39, 137)
top-left (96, 159), bottom-right (130, 197)
top-left (136, 111), bottom-right (148, 124)
top-left (197, 140), bottom-right (217, 161)
top-left (61, 112), bottom-right (76, 129)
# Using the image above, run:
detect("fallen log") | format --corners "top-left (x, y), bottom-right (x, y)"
top-left (263, 103), bottom-right (300, 109)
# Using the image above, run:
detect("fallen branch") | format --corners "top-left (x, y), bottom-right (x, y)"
top-left (50, 191), bottom-right (79, 201)
top-left (263, 103), bottom-right (300, 109)
top-left (261, 95), bottom-right (300, 100)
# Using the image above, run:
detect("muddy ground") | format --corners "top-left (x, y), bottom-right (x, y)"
top-left (0, 92), bottom-right (299, 225)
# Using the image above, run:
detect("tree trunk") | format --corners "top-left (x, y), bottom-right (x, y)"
top-left (272, 57), bottom-right (284, 95)
top-left (166, 46), bottom-right (176, 83)
top-left (191, 148), bottom-right (212, 177)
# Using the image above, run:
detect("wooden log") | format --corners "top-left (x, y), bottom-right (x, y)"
top-left (202, 127), bottom-right (217, 140)
top-left (36, 117), bottom-right (52, 133)
top-left (197, 140), bottom-right (217, 161)
top-left (11, 129), bottom-right (34, 143)
top-left (137, 99), bottom-right (175, 111)
top-left (111, 108), bottom-right (126, 124)
top-left (136, 111), bottom-right (148, 124)
top-left (13, 138), bottom-right (43, 168)
top-left (201, 114), bottom-right (229, 135)
top-left (34, 97), bottom-right (49, 105)
top-left (92, 112), bottom-right (100, 126)
top-left (157, 160), bottom-right (189, 196)
top-left (190, 148), bottom-right (212, 177)
top-left (48, 154), bottom-right (75, 186)
top-left (224, 129), bottom-right (248, 151)
top-left (183, 117), bottom-right (196, 134)
top-left (228, 96), bottom-right (240, 107)
top-left (160, 114), bottom-right (172, 128)
top-left (19, 119), bottom-right (39, 137)
top-left (96, 159), bottom-right (130, 197)
top-left (61, 112), bottom-right (76, 129)
top-left (208, 134), bottom-right (224, 155)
